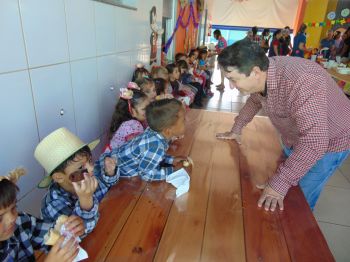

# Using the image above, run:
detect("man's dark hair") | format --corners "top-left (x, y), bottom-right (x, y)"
top-left (52, 146), bottom-right (91, 175)
top-left (213, 29), bottom-right (221, 37)
top-left (217, 39), bottom-right (269, 76)
top-left (146, 99), bottom-right (183, 132)
top-left (0, 179), bottom-right (19, 209)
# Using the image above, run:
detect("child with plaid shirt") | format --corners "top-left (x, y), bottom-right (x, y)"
top-left (34, 128), bottom-right (118, 235)
top-left (0, 169), bottom-right (85, 262)
top-left (98, 99), bottom-right (187, 181)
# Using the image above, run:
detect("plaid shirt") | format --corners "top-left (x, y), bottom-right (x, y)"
top-left (0, 212), bottom-right (51, 262)
top-left (232, 56), bottom-right (350, 196)
top-left (98, 127), bottom-right (174, 181)
top-left (41, 166), bottom-right (118, 234)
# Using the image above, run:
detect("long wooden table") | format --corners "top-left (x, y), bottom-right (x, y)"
top-left (327, 68), bottom-right (350, 95)
top-left (38, 109), bottom-right (334, 261)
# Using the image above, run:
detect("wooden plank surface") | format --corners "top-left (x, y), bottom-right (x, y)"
top-left (36, 110), bottom-right (333, 262)
top-left (105, 182), bottom-right (175, 261)
top-left (327, 68), bottom-right (350, 82)
top-left (240, 116), bottom-right (334, 261)
top-left (201, 113), bottom-right (245, 262)
top-left (81, 177), bottom-right (147, 261)
top-left (154, 111), bottom-right (224, 262)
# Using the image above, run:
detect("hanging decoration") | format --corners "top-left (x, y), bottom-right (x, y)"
top-left (149, 6), bottom-right (164, 66)
top-left (163, 0), bottom-right (201, 54)
top-left (180, 0), bottom-right (188, 8)
top-left (341, 8), bottom-right (350, 18)
top-left (305, 18), bottom-right (350, 27)
top-left (327, 11), bottom-right (336, 20)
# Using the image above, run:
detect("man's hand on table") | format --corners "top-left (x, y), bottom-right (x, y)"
top-left (258, 185), bottom-right (284, 211)
top-left (216, 131), bottom-right (241, 144)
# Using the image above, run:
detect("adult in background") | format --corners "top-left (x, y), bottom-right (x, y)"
top-left (251, 26), bottom-right (260, 45)
top-left (280, 27), bottom-right (292, 56)
top-left (319, 29), bottom-right (335, 59)
top-left (291, 23), bottom-right (307, 58)
top-left (260, 28), bottom-right (271, 54)
top-left (216, 39), bottom-right (350, 211)
top-left (333, 30), bottom-right (344, 57)
top-left (213, 29), bottom-right (228, 91)
top-left (340, 27), bottom-right (350, 63)
top-left (268, 29), bottom-right (282, 57)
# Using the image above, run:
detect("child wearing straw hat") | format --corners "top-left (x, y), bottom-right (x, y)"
top-left (34, 128), bottom-right (118, 235)
top-left (0, 168), bottom-right (85, 261)
top-left (97, 98), bottom-right (189, 181)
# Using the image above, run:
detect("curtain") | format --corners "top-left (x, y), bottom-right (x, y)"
top-left (207, 0), bottom-right (299, 29)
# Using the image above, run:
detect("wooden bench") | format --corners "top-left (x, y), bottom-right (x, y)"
top-left (38, 109), bottom-right (334, 261)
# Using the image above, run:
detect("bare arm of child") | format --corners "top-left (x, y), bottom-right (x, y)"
top-left (72, 174), bottom-right (98, 211)
top-left (104, 157), bottom-right (117, 176)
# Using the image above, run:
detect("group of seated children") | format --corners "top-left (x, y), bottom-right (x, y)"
top-left (1, 46), bottom-right (217, 260)
top-left (1, 81), bottom-right (190, 260)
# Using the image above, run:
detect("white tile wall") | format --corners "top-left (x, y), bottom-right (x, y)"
top-left (0, 71), bottom-right (44, 199)
top-left (17, 187), bottom-right (47, 217)
top-left (94, 1), bottom-right (117, 56)
top-left (97, 54), bottom-right (119, 134)
top-left (64, 0), bottom-right (96, 60)
top-left (30, 63), bottom-right (76, 139)
top-left (19, 0), bottom-right (69, 67)
top-left (70, 58), bottom-right (100, 142)
top-left (0, 0), bottom-right (163, 217)
top-left (0, 1), bottom-right (27, 73)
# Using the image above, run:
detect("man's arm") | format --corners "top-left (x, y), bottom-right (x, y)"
top-left (231, 94), bottom-right (262, 134)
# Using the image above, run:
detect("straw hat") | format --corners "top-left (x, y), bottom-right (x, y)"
top-left (34, 127), bottom-right (99, 188)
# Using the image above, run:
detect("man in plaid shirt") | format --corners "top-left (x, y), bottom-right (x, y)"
top-left (217, 39), bottom-right (350, 211)
top-left (1, 176), bottom-right (84, 262)
top-left (98, 99), bottom-right (187, 182)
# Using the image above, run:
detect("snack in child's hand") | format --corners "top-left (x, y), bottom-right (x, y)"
top-left (69, 169), bottom-right (87, 182)
top-left (44, 229), bottom-right (61, 245)
top-left (183, 157), bottom-right (194, 167)
top-left (44, 215), bottom-right (68, 245)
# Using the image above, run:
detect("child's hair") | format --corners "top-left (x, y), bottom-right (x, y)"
top-left (132, 66), bottom-right (150, 81)
top-left (135, 77), bottom-right (154, 92)
top-left (153, 78), bottom-right (167, 95)
top-left (109, 89), bottom-right (148, 139)
top-left (176, 60), bottom-right (189, 71)
top-left (175, 53), bottom-right (187, 62)
top-left (165, 63), bottom-right (177, 75)
top-left (198, 49), bottom-right (208, 60)
top-left (188, 49), bottom-right (197, 58)
top-left (151, 66), bottom-right (169, 80)
top-left (52, 146), bottom-right (92, 174)
top-left (146, 99), bottom-right (183, 132)
top-left (0, 179), bottom-right (19, 209)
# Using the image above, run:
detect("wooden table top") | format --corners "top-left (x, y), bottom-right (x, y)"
top-left (39, 109), bottom-right (334, 262)
top-left (327, 68), bottom-right (350, 83)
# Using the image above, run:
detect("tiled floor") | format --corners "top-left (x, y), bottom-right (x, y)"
top-left (204, 67), bottom-right (350, 262)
